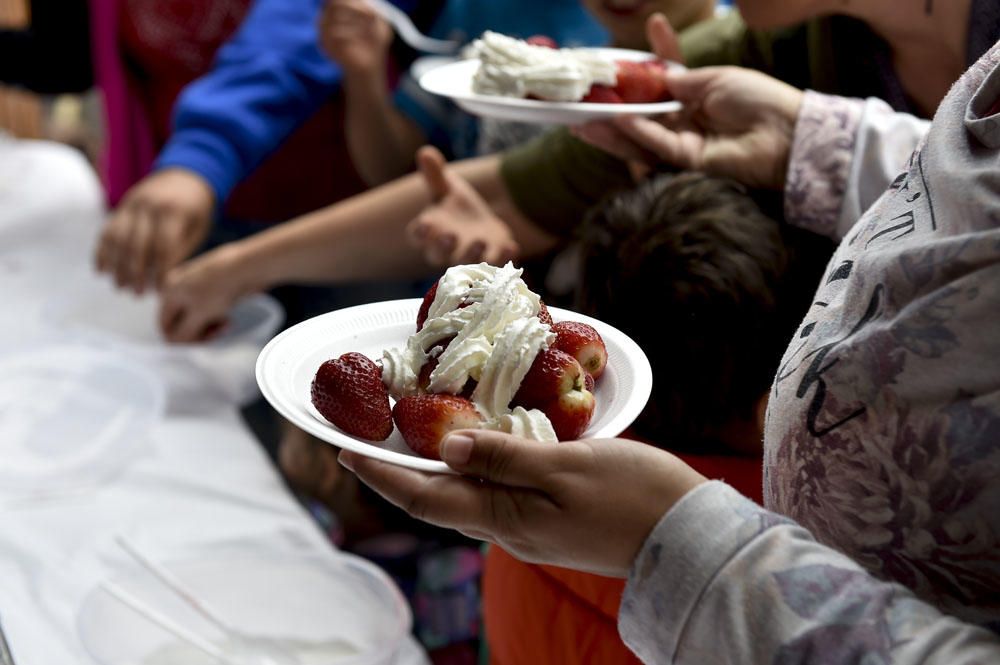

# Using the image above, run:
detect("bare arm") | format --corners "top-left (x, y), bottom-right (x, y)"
top-left (343, 71), bottom-right (428, 185)
top-left (320, 0), bottom-right (428, 185)
top-left (159, 152), bottom-right (558, 341)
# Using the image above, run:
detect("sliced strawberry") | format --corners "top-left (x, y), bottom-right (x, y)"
top-left (582, 84), bottom-right (624, 104)
top-left (538, 300), bottom-right (553, 326)
top-left (541, 387), bottom-right (595, 440)
top-left (416, 280), bottom-right (440, 331)
top-left (393, 394), bottom-right (483, 459)
top-left (526, 35), bottom-right (558, 49)
top-left (612, 60), bottom-right (670, 103)
top-left (514, 348), bottom-right (583, 409)
top-left (311, 352), bottom-right (393, 441)
top-left (584, 372), bottom-right (595, 393)
top-left (551, 321), bottom-right (608, 380)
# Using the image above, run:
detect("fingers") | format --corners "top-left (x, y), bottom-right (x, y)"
top-left (416, 146), bottom-right (453, 201)
top-left (572, 121), bottom-right (660, 165)
top-left (646, 13), bottom-right (683, 64)
top-left (611, 114), bottom-right (701, 170)
top-left (663, 66), bottom-right (724, 103)
top-left (438, 430), bottom-right (562, 488)
top-left (126, 208), bottom-right (156, 295)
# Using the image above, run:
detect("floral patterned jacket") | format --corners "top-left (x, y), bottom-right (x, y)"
top-left (618, 41), bottom-right (1000, 664)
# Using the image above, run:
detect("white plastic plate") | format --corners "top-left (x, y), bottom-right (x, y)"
top-left (419, 47), bottom-right (682, 125)
top-left (256, 298), bottom-right (653, 474)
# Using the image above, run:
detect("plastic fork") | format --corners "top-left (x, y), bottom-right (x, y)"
top-left (367, 0), bottom-right (459, 54)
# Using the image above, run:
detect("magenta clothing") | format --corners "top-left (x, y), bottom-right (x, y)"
top-left (89, 0), bottom-right (157, 206)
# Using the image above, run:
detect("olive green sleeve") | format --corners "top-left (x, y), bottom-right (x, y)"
top-left (679, 10), bottom-right (754, 68)
top-left (499, 127), bottom-right (634, 238)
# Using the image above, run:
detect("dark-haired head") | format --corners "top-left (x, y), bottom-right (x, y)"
top-left (576, 172), bottom-right (832, 454)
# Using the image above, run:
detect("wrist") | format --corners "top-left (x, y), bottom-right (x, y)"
top-left (215, 241), bottom-right (268, 298)
top-left (343, 67), bottom-right (389, 98)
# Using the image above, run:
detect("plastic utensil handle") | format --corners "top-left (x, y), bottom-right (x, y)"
top-left (366, 0), bottom-right (458, 54)
top-left (115, 535), bottom-right (234, 636)
top-left (100, 580), bottom-right (242, 665)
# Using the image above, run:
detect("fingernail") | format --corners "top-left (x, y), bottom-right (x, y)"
top-left (442, 434), bottom-right (473, 466)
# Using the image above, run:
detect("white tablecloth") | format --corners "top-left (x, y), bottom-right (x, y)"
top-left (0, 138), bottom-right (428, 665)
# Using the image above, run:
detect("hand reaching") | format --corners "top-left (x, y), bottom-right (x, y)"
top-left (95, 168), bottom-right (215, 294)
top-left (407, 146), bottom-right (520, 267)
top-left (575, 65), bottom-right (803, 190)
top-left (319, 0), bottom-right (393, 79)
top-left (340, 429), bottom-right (706, 577)
top-left (571, 12), bottom-right (803, 190)
top-left (158, 244), bottom-right (249, 343)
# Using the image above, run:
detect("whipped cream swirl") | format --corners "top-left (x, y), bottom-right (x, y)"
top-left (382, 262), bottom-right (557, 442)
top-left (467, 31), bottom-right (617, 102)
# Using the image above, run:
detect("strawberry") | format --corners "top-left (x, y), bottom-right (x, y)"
top-left (551, 321), bottom-right (608, 379)
top-left (584, 372), bottom-right (595, 393)
top-left (513, 348), bottom-right (584, 409)
top-left (541, 386), bottom-right (595, 441)
top-left (416, 280), bottom-right (440, 331)
top-left (311, 352), bottom-right (393, 441)
top-left (538, 300), bottom-right (553, 326)
top-left (512, 348), bottom-right (595, 439)
top-left (582, 84), bottom-right (624, 104)
top-left (393, 394), bottom-right (483, 459)
top-left (612, 60), bottom-right (670, 103)
top-left (526, 35), bottom-right (558, 49)
top-left (417, 356), bottom-right (438, 393)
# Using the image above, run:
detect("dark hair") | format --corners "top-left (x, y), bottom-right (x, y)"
top-left (576, 172), bottom-right (832, 450)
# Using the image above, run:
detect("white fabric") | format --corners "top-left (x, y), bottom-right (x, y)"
top-left (0, 139), bottom-right (428, 665)
top-left (839, 97), bottom-right (931, 238)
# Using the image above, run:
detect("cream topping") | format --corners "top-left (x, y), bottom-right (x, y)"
top-left (468, 31), bottom-right (617, 102)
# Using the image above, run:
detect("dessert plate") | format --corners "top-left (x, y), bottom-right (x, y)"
top-left (256, 298), bottom-right (653, 474)
top-left (419, 47), bottom-right (682, 125)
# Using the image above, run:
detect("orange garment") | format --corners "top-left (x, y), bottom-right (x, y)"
top-left (483, 443), bottom-right (764, 665)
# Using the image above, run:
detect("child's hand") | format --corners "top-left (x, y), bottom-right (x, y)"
top-left (340, 429), bottom-right (707, 578)
top-left (319, 0), bottom-right (393, 79)
top-left (96, 168), bottom-right (215, 295)
top-left (158, 245), bottom-right (250, 343)
top-left (407, 146), bottom-right (520, 267)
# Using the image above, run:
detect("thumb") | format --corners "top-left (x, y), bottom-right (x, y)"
top-left (663, 66), bottom-right (723, 103)
top-left (440, 430), bottom-right (558, 487)
top-left (417, 145), bottom-right (453, 201)
top-left (647, 13), bottom-right (683, 63)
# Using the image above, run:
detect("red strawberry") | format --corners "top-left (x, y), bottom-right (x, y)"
top-left (416, 280), bottom-right (439, 331)
top-left (417, 356), bottom-right (438, 393)
top-left (311, 352), bottom-right (393, 441)
top-left (584, 372), bottom-right (595, 393)
top-left (393, 394), bottom-right (483, 459)
top-left (551, 321), bottom-right (608, 380)
top-left (538, 300), bottom-right (553, 326)
top-left (541, 385), bottom-right (595, 440)
top-left (526, 35), bottom-right (558, 49)
top-left (612, 60), bottom-right (670, 103)
top-left (582, 84), bottom-right (624, 104)
top-left (513, 348), bottom-right (584, 409)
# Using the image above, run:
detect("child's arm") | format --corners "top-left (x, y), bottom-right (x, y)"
top-left (159, 152), bottom-right (558, 342)
top-left (320, 0), bottom-right (427, 185)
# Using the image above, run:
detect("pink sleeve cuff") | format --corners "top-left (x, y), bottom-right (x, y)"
top-left (784, 91), bottom-right (865, 239)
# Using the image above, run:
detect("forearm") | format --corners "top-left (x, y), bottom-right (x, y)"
top-left (221, 153), bottom-right (559, 292)
top-left (620, 482), bottom-right (1000, 664)
top-left (343, 71), bottom-right (426, 186)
